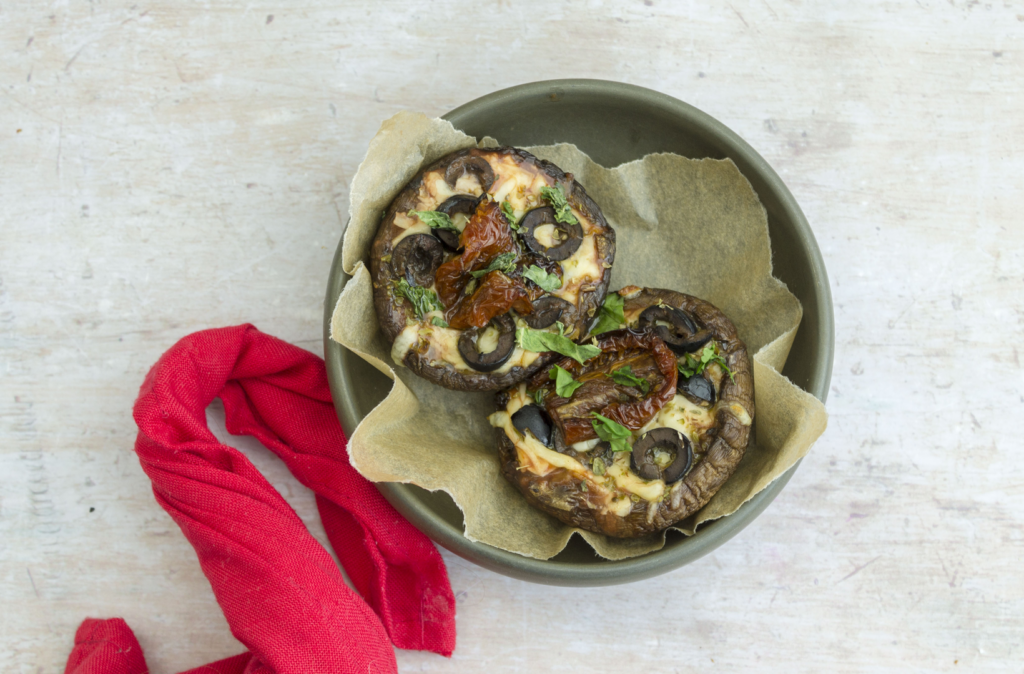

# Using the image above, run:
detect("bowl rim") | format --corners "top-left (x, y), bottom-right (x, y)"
top-left (323, 79), bottom-right (834, 586)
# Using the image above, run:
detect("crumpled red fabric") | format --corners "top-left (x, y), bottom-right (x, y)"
top-left (65, 325), bottom-right (456, 674)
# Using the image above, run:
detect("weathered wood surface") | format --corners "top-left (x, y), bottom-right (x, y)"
top-left (2, 1), bottom-right (1022, 671)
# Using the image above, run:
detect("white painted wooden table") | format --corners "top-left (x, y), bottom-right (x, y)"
top-left (3, 2), bottom-right (1022, 671)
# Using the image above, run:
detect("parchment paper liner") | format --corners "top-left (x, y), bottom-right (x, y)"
top-left (331, 112), bottom-right (828, 560)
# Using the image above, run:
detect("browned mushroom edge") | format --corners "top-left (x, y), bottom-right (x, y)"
top-left (369, 147), bottom-right (616, 392)
top-left (488, 287), bottom-right (755, 538)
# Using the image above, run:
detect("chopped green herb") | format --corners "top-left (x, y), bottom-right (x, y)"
top-left (549, 364), bottom-right (584, 398)
top-left (470, 251), bottom-right (517, 278)
top-left (678, 343), bottom-right (735, 382)
top-left (410, 210), bottom-right (459, 232)
top-left (394, 279), bottom-right (444, 320)
top-left (516, 327), bottom-right (601, 365)
top-left (523, 265), bottom-right (562, 292)
top-left (463, 278), bottom-right (478, 296)
top-left (533, 388), bottom-right (546, 405)
top-left (500, 200), bottom-right (519, 230)
top-left (591, 456), bottom-right (606, 476)
top-left (678, 352), bottom-right (700, 379)
top-left (540, 185), bottom-right (578, 225)
top-left (590, 412), bottom-right (632, 454)
top-left (430, 316), bottom-right (449, 328)
top-left (609, 365), bottom-right (650, 393)
top-left (590, 292), bottom-right (625, 335)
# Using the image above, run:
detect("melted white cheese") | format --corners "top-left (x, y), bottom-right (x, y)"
top-left (555, 234), bottom-right (602, 306)
top-left (476, 325), bottom-right (501, 354)
top-left (606, 454), bottom-right (666, 502)
top-left (728, 402), bottom-right (752, 426)
top-left (533, 224), bottom-right (558, 248)
top-left (640, 394), bottom-right (717, 441)
top-left (488, 410), bottom-right (587, 477)
top-left (390, 324), bottom-right (420, 366)
top-left (390, 212), bottom-right (434, 246)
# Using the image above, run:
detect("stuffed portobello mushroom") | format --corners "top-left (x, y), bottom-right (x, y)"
top-left (488, 286), bottom-right (754, 538)
top-left (370, 147), bottom-right (616, 392)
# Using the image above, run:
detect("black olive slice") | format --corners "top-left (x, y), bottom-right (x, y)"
top-left (434, 195), bottom-right (481, 251)
top-left (457, 313), bottom-right (516, 372)
top-left (520, 207), bottom-right (583, 261)
top-left (637, 305), bottom-right (707, 355)
top-left (523, 296), bottom-right (574, 329)
top-left (511, 404), bottom-right (553, 447)
top-left (438, 194), bottom-right (480, 216)
top-left (676, 329), bottom-right (713, 354)
top-left (392, 233), bottom-right (444, 288)
top-left (631, 428), bottom-right (693, 483)
top-left (679, 373), bottom-right (716, 405)
top-left (444, 156), bottom-right (495, 191)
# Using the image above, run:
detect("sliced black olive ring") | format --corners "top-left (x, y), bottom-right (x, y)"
top-left (434, 195), bottom-right (480, 251)
top-left (457, 313), bottom-right (516, 372)
top-left (522, 296), bottom-right (574, 329)
top-left (511, 404), bottom-right (553, 447)
top-left (392, 233), bottom-right (444, 287)
top-left (630, 428), bottom-right (693, 483)
top-left (637, 305), bottom-right (712, 355)
top-left (520, 207), bottom-right (583, 262)
top-left (679, 373), bottom-right (716, 405)
top-left (444, 155), bottom-right (495, 192)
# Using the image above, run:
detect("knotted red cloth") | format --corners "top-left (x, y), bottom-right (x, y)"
top-left (64, 325), bottom-right (456, 674)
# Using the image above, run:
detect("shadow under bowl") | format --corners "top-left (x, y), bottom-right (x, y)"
top-left (323, 79), bottom-right (833, 586)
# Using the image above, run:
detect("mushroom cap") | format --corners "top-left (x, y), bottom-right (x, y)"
top-left (494, 287), bottom-right (754, 538)
top-left (370, 147), bottom-right (615, 392)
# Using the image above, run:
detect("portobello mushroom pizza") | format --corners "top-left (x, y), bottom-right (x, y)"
top-left (370, 147), bottom-right (615, 391)
top-left (488, 286), bottom-right (754, 538)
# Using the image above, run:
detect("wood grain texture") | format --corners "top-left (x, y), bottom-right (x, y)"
top-left (2, 0), bottom-right (1022, 671)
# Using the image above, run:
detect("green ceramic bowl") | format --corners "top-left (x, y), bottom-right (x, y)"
top-left (323, 80), bottom-right (833, 586)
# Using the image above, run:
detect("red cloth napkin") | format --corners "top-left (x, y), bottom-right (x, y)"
top-left (65, 325), bottom-right (456, 674)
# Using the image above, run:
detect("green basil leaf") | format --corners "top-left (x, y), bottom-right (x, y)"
top-left (676, 343), bottom-right (735, 382)
top-left (703, 343), bottom-right (736, 382)
top-left (590, 292), bottom-right (625, 335)
top-left (500, 200), bottom-right (519, 230)
top-left (409, 210), bottom-right (459, 232)
top-left (394, 279), bottom-right (444, 320)
top-left (540, 185), bottom-right (578, 225)
top-left (523, 265), bottom-right (562, 292)
top-left (430, 316), bottom-right (449, 328)
top-left (609, 365), bottom-right (650, 393)
top-left (590, 412), bottom-right (632, 453)
top-left (516, 327), bottom-right (601, 365)
top-left (549, 364), bottom-right (584, 398)
top-left (470, 251), bottom-right (517, 278)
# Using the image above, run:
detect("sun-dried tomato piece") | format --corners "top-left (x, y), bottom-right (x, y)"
top-left (540, 329), bottom-right (678, 445)
top-left (435, 200), bottom-right (518, 311)
top-left (449, 271), bottom-right (531, 330)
